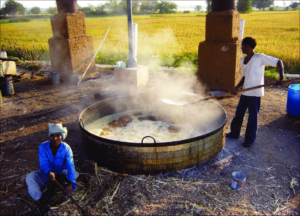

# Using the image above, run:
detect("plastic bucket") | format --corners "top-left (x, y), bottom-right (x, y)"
top-left (231, 171), bottom-right (246, 190)
top-left (0, 76), bottom-right (14, 95)
top-left (51, 72), bottom-right (60, 84)
top-left (287, 84), bottom-right (300, 117)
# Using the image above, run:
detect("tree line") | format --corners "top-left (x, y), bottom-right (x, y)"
top-left (205, 0), bottom-right (299, 13)
top-left (1, 0), bottom-right (299, 16)
top-left (236, 0), bottom-right (299, 13)
top-left (0, 0), bottom-right (178, 16)
top-left (77, 0), bottom-right (177, 16)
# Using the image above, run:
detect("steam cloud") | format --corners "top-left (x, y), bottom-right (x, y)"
top-left (81, 27), bottom-right (226, 141)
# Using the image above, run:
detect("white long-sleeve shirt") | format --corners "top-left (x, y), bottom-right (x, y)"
top-left (241, 53), bottom-right (279, 97)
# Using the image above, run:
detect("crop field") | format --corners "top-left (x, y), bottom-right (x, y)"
top-left (0, 11), bottom-right (299, 71)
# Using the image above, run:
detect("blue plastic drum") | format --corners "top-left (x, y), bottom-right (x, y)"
top-left (0, 76), bottom-right (14, 96)
top-left (287, 84), bottom-right (300, 117)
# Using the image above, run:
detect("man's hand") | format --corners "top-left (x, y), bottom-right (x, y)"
top-left (47, 172), bottom-right (55, 180)
top-left (231, 86), bottom-right (240, 95)
top-left (232, 77), bottom-right (245, 95)
top-left (64, 182), bottom-right (73, 197)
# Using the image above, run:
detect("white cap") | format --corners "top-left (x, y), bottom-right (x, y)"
top-left (48, 123), bottom-right (68, 140)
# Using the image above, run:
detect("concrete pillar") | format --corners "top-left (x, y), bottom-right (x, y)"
top-left (198, 0), bottom-right (243, 92)
top-left (48, 0), bottom-right (95, 82)
top-left (114, 65), bottom-right (148, 92)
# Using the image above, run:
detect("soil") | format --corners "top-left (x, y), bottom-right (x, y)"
top-left (0, 66), bottom-right (299, 215)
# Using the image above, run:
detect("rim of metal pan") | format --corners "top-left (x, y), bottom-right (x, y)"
top-left (78, 95), bottom-right (228, 147)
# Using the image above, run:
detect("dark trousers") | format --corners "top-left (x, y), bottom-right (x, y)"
top-left (230, 95), bottom-right (261, 143)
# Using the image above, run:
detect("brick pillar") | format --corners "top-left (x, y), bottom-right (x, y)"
top-left (48, 11), bottom-right (95, 82)
top-left (198, 10), bottom-right (243, 92)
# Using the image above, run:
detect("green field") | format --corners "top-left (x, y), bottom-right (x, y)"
top-left (0, 11), bottom-right (299, 73)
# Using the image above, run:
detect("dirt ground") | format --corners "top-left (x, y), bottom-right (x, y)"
top-left (0, 65), bottom-right (299, 216)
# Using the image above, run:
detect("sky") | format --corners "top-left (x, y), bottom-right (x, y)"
top-left (1, 0), bottom-right (295, 9)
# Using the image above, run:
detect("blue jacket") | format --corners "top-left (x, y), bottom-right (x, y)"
top-left (39, 141), bottom-right (77, 190)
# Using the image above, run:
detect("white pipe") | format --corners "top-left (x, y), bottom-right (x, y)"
top-left (132, 23), bottom-right (138, 63)
top-left (240, 19), bottom-right (245, 40)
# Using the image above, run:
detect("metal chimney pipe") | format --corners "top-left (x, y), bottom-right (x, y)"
top-left (56, 0), bottom-right (78, 14)
top-left (126, 0), bottom-right (137, 68)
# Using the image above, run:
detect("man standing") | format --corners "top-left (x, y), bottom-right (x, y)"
top-left (226, 37), bottom-right (284, 147)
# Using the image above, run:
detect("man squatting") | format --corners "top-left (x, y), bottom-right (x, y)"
top-left (26, 123), bottom-right (79, 212)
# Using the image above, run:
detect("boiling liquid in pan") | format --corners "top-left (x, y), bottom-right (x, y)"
top-left (85, 110), bottom-right (207, 143)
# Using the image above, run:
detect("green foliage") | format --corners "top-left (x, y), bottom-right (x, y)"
top-left (24, 14), bottom-right (51, 19)
top-left (79, 1), bottom-right (126, 16)
top-left (290, 2), bottom-right (300, 10)
top-left (95, 52), bottom-right (198, 72)
top-left (0, 15), bottom-right (9, 20)
top-left (8, 17), bottom-right (31, 23)
top-left (206, 0), bottom-right (212, 12)
top-left (265, 69), bottom-right (280, 80)
top-left (0, 8), bottom-right (5, 16)
top-left (140, 0), bottom-right (158, 13)
top-left (195, 5), bottom-right (202, 12)
top-left (104, 0), bottom-right (119, 11)
top-left (1, 41), bottom-right (47, 61)
top-left (95, 52), bottom-right (128, 65)
top-left (89, 10), bottom-right (109, 16)
top-left (75, 0), bottom-right (176, 16)
top-left (172, 53), bottom-right (198, 68)
top-left (237, 0), bottom-right (252, 13)
top-left (1, 14), bottom-right (51, 20)
top-left (269, 7), bottom-right (275, 11)
top-left (6, 56), bottom-right (20, 61)
top-left (252, 0), bottom-right (274, 10)
top-left (183, 10), bottom-right (190, 14)
top-left (29, 7), bottom-right (41, 15)
top-left (265, 64), bottom-right (300, 81)
top-left (285, 64), bottom-right (300, 75)
top-left (79, 7), bottom-right (91, 15)
top-left (47, 7), bottom-right (58, 15)
top-left (2, 0), bottom-right (25, 15)
top-left (156, 1), bottom-right (177, 14)
top-left (18, 62), bottom-right (43, 70)
top-left (132, 0), bottom-right (141, 14)
top-left (79, 5), bottom-right (110, 17)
